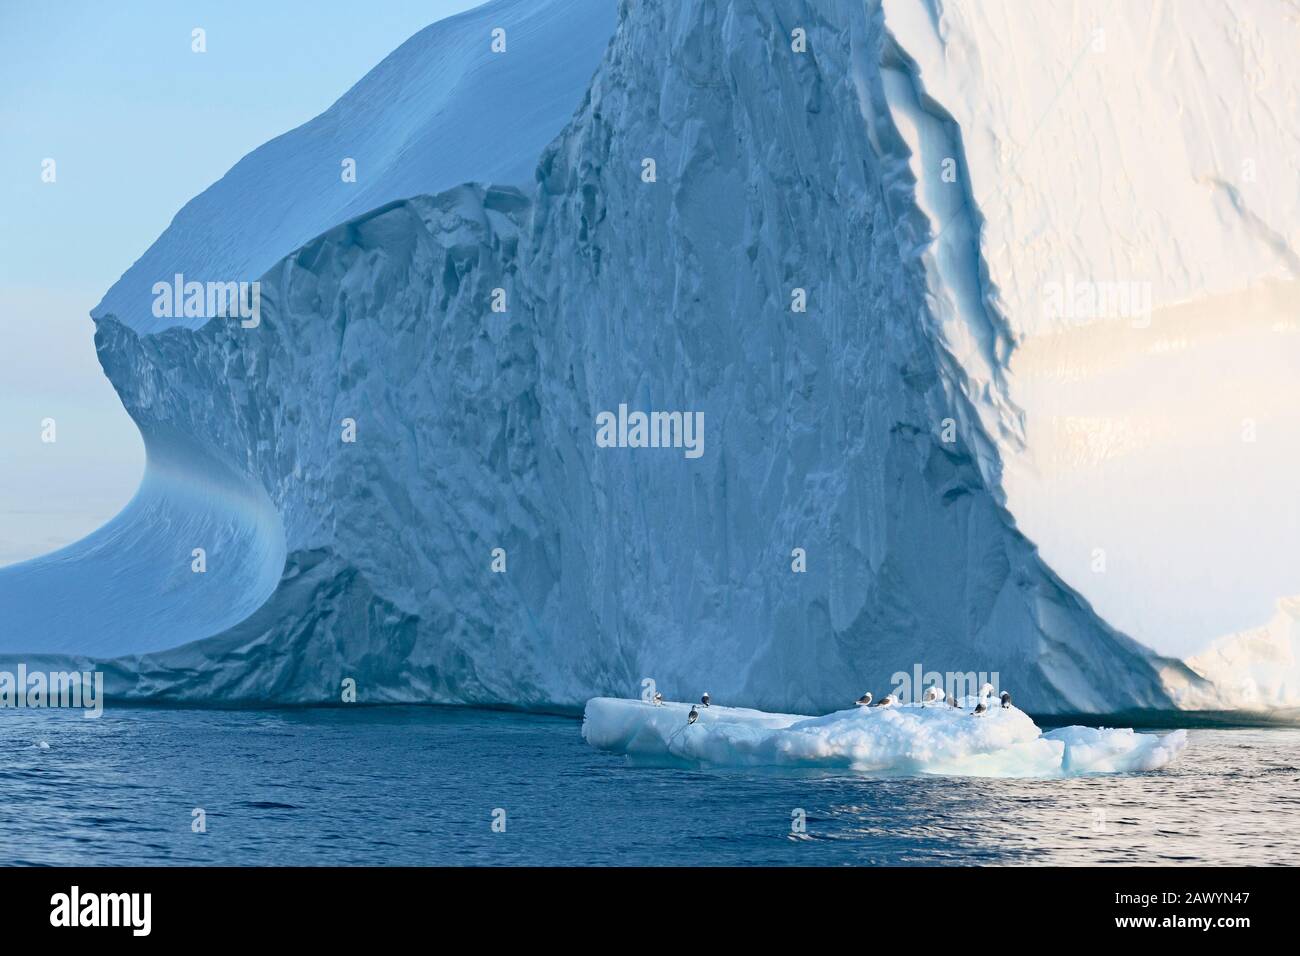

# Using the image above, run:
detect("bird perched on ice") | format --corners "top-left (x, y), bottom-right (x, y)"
top-left (923, 685), bottom-right (943, 706)
top-left (1000, 691), bottom-right (1012, 709)
top-left (652, 691), bottom-right (664, 706)
top-left (946, 694), bottom-right (959, 708)
top-left (855, 692), bottom-right (873, 707)
top-left (876, 693), bottom-right (897, 708)
top-left (688, 706), bottom-right (699, 725)
top-left (701, 692), bottom-right (711, 708)
top-left (969, 682), bottom-right (995, 716)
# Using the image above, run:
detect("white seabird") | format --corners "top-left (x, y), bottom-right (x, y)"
top-left (688, 705), bottom-right (699, 725)
top-left (1000, 691), bottom-right (1012, 709)
top-left (946, 694), bottom-right (959, 708)
top-left (876, 693), bottom-right (897, 708)
top-left (701, 692), bottom-right (711, 707)
top-left (970, 682), bottom-right (996, 715)
top-left (855, 692), bottom-right (873, 707)
top-left (923, 684), bottom-right (943, 706)
top-left (652, 691), bottom-right (664, 706)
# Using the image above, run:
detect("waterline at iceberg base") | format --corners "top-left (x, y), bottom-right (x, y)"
top-left (582, 698), bottom-right (1189, 776)
top-left (0, 0), bottom-right (1242, 715)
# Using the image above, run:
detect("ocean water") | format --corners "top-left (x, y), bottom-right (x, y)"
top-left (1, 705), bottom-right (1297, 866)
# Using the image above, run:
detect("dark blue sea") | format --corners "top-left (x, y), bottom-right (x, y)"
top-left (2, 706), bottom-right (1297, 866)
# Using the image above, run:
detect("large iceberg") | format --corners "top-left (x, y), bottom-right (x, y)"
top-left (582, 697), bottom-right (1188, 777)
top-left (0, 0), bottom-right (618, 662)
top-left (6, 0), bottom-right (1284, 714)
top-left (880, 0), bottom-right (1300, 658)
top-left (94, 0), bottom-right (620, 336)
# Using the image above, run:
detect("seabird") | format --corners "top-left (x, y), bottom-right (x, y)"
top-left (653, 691), bottom-right (664, 706)
top-left (688, 705), bottom-right (699, 725)
top-left (701, 692), bottom-right (711, 707)
top-left (1000, 691), bottom-right (1012, 709)
top-left (855, 692), bottom-right (873, 707)
top-left (924, 684), bottom-right (943, 706)
top-left (946, 694), bottom-right (958, 708)
top-left (970, 682), bottom-right (995, 716)
top-left (876, 693), bottom-right (897, 708)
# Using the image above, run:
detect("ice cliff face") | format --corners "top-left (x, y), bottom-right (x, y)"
top-left (0, 0), bottom-right (614, 662)
top-left (882, 0), bottom-right (1300, 658)
top-left (94, 0), bottom-right (619, 335)
top-left (1, 0), bottom-right (1216, 712)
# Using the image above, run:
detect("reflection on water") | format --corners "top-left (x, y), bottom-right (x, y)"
top-left (1, 706), bottom-right (1295, 865)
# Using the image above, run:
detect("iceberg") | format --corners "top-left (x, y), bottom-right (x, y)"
top-left (94, 0), bottom-right (620, 335)
top-left (0, 0), bottom-right (618, 662)
top-left (582, 697), bottom-right (1189, 777)
top-left (7, 0), bottom-right (1279, 715)
top-left (1043, 725), bottom-right (1190, 776)
top-left (880, 0), bottom-right (1300, 660)
top-left (1185, 598), bottom-right (1300, 710)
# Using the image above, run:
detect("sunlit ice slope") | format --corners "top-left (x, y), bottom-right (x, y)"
top-left (882, 0), bottom-right (1300, 690)
top-left (92, 0), bottom-right (619, 336)
top-left (0, 0), bottom-right (1210, 712)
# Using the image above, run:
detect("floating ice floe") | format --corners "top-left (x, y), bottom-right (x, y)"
top-left (582, 698), bottom-right (1188, 778)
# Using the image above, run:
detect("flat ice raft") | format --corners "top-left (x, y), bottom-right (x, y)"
top-left (582, 698), bottom-right (1188, 777)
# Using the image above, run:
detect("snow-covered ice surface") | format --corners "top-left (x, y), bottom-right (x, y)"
top-left (1043, 724), bottom-right (1190, 776)
top-left (1187, 597), bottom-right (1300, 710)
top-left (881, 0), bottom-right (1300, 663)
top-left (94, 0), bottom-right (618, 335)
top-left (3, 0), bottom-right (1283, 713)
top-left (582, 697), bottom-right (1189, 777)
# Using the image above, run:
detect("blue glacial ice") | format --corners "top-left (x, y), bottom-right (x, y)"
top-left (0, 0), bottom-right (615, 663)
top-left (94, 0), bottom-right (620, 335)
top-left (0, 0), bottom-right (1237, 713)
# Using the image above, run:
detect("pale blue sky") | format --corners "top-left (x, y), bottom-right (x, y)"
top-left (0, 0), bottom-right (479, 564)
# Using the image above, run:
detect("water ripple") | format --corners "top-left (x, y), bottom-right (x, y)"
top-left (0, 707), bottom-right (1296, 865)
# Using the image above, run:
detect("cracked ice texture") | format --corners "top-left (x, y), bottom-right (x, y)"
top-left (0, 0), bottom-right (1217, 712)
top-left (93, 0), bottom-right (620, 335)
top-left (882, 0), bottom-right (1300, 328)
top-left (881, 1), bottom-right (1300, 666)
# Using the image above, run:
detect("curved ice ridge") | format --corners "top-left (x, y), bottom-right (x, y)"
top-left (582, 697), bottom-right (1190, 777)
top-left (0, 0), bottom-right (1211, 712)
top-left (0, 396), bottom-right (285, 658)
top-left (93, 0), bottom-right (620, 336)
top-left (0, 0), bottom-right (615, 662)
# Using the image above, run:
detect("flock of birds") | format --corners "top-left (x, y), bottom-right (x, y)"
top-left (853, 682), bottom-right (1011, 716)
top-left (652, 685), bottom-right (1012, 726)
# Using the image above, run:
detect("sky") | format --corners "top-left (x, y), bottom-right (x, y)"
top-left (0, 0), bottom-right (480, 565)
